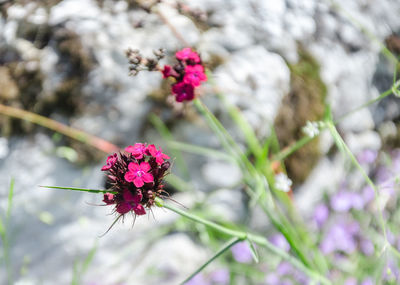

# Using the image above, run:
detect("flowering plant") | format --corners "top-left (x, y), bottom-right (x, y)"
top-left (100, 143), bottom-right (170, 217)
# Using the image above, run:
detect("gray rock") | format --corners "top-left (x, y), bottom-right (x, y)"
top-left (202, 160), bottom-right (242, 188)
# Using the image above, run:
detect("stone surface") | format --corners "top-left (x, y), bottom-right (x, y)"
top-left (1, 0), bottom-right (400, 283)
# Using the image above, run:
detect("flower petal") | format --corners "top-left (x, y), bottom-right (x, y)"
top-left (140, 162), bottom-right (151, 172)
top-left (103, 193), bottom-right (115, 205)
top-left (142, 172), bottom-right (154, 183)
top-left (124, 171), bottom-right (136, 182)
top-left (133, 204), bottom-right (146, 215)
top-left (147, 144), bottom-right (157, 156)
top-left (116, 202), bottom-right (132, 214)
top-left (128, 162), bottom-right (140, 172)
top-left (133, 177), bottom-right (144, 188)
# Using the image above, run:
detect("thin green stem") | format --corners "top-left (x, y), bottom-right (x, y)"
top-left (149, 114), bottom-right (190, 179)
top-left (39, 186), bottom-right (117, 194)
top-left (213, 88), bottom-right (263, 158)
top-left (181, 237), bottom-right (241, 285)
top-left (272, 136), bottom-right (314, 162)
top-left (335, 88), bottom-right (393, 123)
top-left (274, 87), bottom-right (394, 162)
top-left (195, 98), bottom-right (321, 272)
top-left (0, 178), bottom-right (15, 285)
top-left (326, 122), bottom-right (388, 246)
top-left (167, 140), bottom-right (234, 162)
top-left (0, 103), bottom-right (119, 154)
top-left (157, 198), bottom-right (331, 285)
top-left (328, 0), bottom-right (398, 65)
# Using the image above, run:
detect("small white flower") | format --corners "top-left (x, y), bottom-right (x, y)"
top-left (274, 173), bottom-right (292, 192)
top-left (302, 121), bottom-right (320, 138)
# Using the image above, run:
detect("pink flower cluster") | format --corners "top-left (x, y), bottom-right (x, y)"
top-left (162, 48), bottom-right (207, 102)
top-left (101, 143), bottom-right (170, 216)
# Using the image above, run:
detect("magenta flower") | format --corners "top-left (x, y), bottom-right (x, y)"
top-left (162, 65), bottom-right (172, 78)
top-left (101, 153), bottom-right (118, 171)
top-left (116, 189), bottom-right (146, 215)
top-left (172, 82), bottom-right (195, 102)
top-left (125, 162), bottom-right (154, 187)
top-left (125, 143), bottom-right (147, 159)
top-left (175, 47), bottom-right (201, 63)
top-left (183, 64), bottom-right (207, 87)
top-left (159, 47), bottom-right (206, 102)
top-left (103, 193), bottom-right (115, 205)
top-left (147, 144), bottom-right (170, 165)
top-left (101, 143), bottom-right (171, 222)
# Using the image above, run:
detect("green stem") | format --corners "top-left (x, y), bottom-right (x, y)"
top-left (326, 122), bottom-right (388, 245)
top-left (274, 87), bottom-right (394, 162)
top-left (39, 186), bottom-right (117, 194)
top-left (181, 237), bottom-right (241, 285)
top-left (149, 114), bottom-right (190, 179)
top-left (335, 88), bottom-right (393, 123)
top-left (328, 0), bottom-right (398, 65)
top-left (157, 198), bottom-right (331, 285)
top-left (272, 136), bottom-right (314, 162)
top-left (0, 103), bottom-right (119, 154)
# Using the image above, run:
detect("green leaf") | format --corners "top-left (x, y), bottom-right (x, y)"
top-left (6, 178), bottom-right (14, 222)
top-left (39, 186), bottom-right (116, 194)
top-left (246, 238), bottom-right (259, 263)
top-left (216, 93), bottom-right (263, 158)
top-left (167, 140), bottom-right (233, 162)
top-left (81, 241), bottom-right (97, 274)
top-left (149, 114), bottom-right (190, 179)
top-left (180, 237), bottom-right (241, 285)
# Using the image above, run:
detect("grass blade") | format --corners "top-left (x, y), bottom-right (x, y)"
top-left (149, 114), bottom-right (190, 179)
top-left (6, 178), bottom-right (14, 222)
top-left (167, 140), bottom-right (234, 162)
top-left (180, 237), bottom-right (241, 284)
top-left (40, 186), bottom-right (116, 194)
top-left (81, 241), bottom-right (97, 274)
top-left (215, 91), bottom-right (263, 158)
top-left (246, 238), bottom-right (259, 263)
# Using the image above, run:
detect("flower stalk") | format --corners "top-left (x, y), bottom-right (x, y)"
top-left (156, 197), bottom-right (331, 285)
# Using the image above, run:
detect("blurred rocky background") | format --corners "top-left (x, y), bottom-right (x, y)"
top-left (0, 0), bottom-right (400, 284)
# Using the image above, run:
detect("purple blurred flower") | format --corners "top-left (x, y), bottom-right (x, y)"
top-left (376, 166), bottom-right (392, 184)
top-left (231, 242), bottom-right (253, 263)
top-left (320, 221), bottom-right (359, 254)
top-left (344, 277), bottom-right (357, 285)
top-left (357, 149), bottom-right (377, 164)
top-left (362, 186), bottom-right (375, 205)
top-left (210, 269), bottom-right (229, 284)
top-left (185, 273), bottom-right (209, 285)
top-left (313, 203), bottom-right (329, 227)
top-left (384, 259), bottom-right (400, 282)
top-left (360, 239), bottom-right (374, 256)
top-left (391, 149), bottom-right (400, 172)
top-left (331, 191), bottom-right (365, 212)
top-left (269, 234), bottom-right (290, 252)
top-left (331, 191), bottom-right (354, 212)
top-left (277, 262), bottom-right (293, 276)
top-left (265, 273), bottom-right (280, 285)
top-left (361, 277), bottom-right (374, 285)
